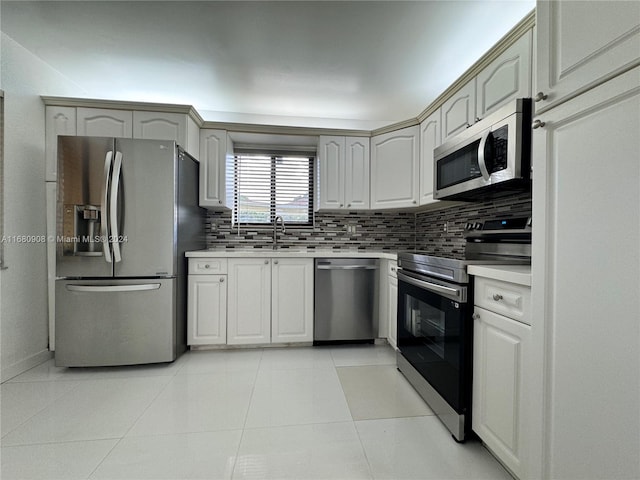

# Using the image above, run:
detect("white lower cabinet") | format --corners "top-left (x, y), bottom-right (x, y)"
top-left (271, 258), bottom-right (314, 343)
top-left (472, 278), bottom-right (531, 479)
top-left (188, 275), bottom-right (227, 345)
top-left (227, 257), bottom-right (313, 345)
top-left (187, 259), bottom-right (228, 345)
top-left (227, 258), bottom-right (272, 345)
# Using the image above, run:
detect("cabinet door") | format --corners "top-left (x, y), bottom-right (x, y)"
top-left (271, 258), bottom-right (314, 343)
top-left (133, 111), bottom-right (187, 146)
top-left (188, 275), bottom-right (227, 345)
top-left (476, 30), bottom-right (532, 119)
top-left (317, 136), bottom-right (345, 210)
top-left (473, 307), bottom-right (530, 479)
top-left (531, 67), bottom-right (640, 480)
top-left (535, 0), bottom-right (640, 114)
top-left (344, 137), bottom-right (370, 210)
top-left (227, 258), bottom-right (271, 345)
top-left (45, 106), bottom-right (76, 181)
top-left (77, 108), bottom-right (133, 137)
top-left (370, 126), bottom-right (419, 209)
top-left (419, 110), bottom-right (441, 206)
top-left (441, 80), bottom-right (476, 142)
top-left (199, 129), bottom-right (229, 209)
top-left (387, 276), bottom-right (398, 350)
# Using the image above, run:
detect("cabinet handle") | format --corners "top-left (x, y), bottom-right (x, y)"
top-left (492, 294), bottom-right (503, 301)
top-left (535, 92), bottom-right (548, 102)
top-left (532, 120), bottom-right (546, 129)
top-left (220, 278), bottom-right (225, 283)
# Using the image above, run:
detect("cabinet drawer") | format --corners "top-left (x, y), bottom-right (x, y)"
top-left (474, 277), bottom-right (531, 325)
top-left (189, 258), bottom-right (228, 275)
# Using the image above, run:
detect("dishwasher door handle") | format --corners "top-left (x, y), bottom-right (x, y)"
top-left (316, 265), bottom-right (378, 270)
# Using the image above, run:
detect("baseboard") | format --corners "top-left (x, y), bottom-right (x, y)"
top-left (1, 349), bottom-right (53, 383)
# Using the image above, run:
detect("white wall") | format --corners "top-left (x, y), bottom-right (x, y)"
top-left (0, 33), bottom-right (85, 381)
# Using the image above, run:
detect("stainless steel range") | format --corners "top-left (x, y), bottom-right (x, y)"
top-left (396, 216), bottom-right (531, 442)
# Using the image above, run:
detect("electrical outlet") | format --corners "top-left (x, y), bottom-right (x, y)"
top-left (350, 224), bottom-right (357, 234)
top-left (443, 221), bottom-right (449, 233)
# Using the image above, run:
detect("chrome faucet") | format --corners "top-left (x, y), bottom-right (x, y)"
top-left (272, 215), bottom-right (286, 250)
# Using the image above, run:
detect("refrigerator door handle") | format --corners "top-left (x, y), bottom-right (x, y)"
top-left (66, 284), bottom-right (161, 293)
top-left (101, 151), bottom-right (113, 263)
top-left (110, 151), bottom-right (123, 263)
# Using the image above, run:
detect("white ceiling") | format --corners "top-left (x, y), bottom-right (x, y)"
top-left (1, 0), bottom-right (535, 129)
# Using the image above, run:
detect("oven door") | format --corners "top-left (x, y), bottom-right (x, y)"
top-left (397, 271), bottom-right (471, 413)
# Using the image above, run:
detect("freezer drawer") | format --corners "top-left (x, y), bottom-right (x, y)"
top-left (55, 278), bottom-right (177, 367)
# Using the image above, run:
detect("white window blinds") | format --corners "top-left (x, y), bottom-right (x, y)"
top-left (232, 153), bottom-right (314, 226)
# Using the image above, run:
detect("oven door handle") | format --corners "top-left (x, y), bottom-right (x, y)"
top-left (397, 271), bottom-right (464, 302)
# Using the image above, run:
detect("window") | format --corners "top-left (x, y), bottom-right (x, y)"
top-left (232, 152), bottom-right (314, 226)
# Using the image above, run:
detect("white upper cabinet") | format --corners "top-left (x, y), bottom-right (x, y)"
top-left (476, 30), bottom-right (532, 119)
top-left (344, 137), bottom-right (370, 210)
top-left (45, 106), bottom-right (76, 182)
top-left (199, 129), bottom-right (232, 210)
top-left (317, 136), bottom-right (369, 210)
top-left (441, 81), bottom-right (476, 142)
top-left (133, 111), bottom-right (200, 158)
top-left (370, 125), bottom-right (420, 209)
top-left (317, 136), bottom-right (345, 210)
top-left (76, 108), bottom-right (133, 137)
top-left (535, 0), bottom-right (640, 114)
top-left (418, 109), bottom-right (441, 206)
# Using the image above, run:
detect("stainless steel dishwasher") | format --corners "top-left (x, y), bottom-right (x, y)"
top-left (314, 258), bottom-right (379, 343)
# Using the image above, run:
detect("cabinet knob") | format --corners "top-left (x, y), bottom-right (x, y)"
top-left (204, 264), bottom-right (210, 269)
top-left (220, 277), bottom-right (225, 283)
top-left (274, 260), bottom-right (279, 264)
top-left (412, 200), bottom-right (417, 204)
top-left (347, 203), bottom-right (351, 208)
top-left (492, 294), bottom-right (503, 301)
top-left (535, 91), bottom-right (548, 102)
top-left (340, 204), bottom-right (344, 207)
top-left (218, 200), bottom-right (222, 204)
top-left (264, 260), bottom-right (269, 264)
top-left (532, 120), bottom-right (546, 129)
top-left (472, 313), bottom-right (480, 320)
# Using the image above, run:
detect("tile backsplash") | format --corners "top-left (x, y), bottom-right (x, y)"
top-left (205, 191), bottom-right (531, 254)
top-left (415, 191), bottom-right (532, 258)
top-left (205, 210), bottom-right (416, 250)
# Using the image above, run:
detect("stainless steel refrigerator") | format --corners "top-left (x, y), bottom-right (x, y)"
top-left (55, 136), bottom-right (205, 367)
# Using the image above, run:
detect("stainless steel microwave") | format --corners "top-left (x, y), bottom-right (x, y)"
top-left (433, 98), bottom-right (532, 200)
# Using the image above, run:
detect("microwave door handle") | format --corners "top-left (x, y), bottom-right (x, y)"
top-left (477, 130), bottom-right (492, 181)
top-left (101, 151), bottom-right (113, 263)
top-left (109, 151), bottom-right (123, 263)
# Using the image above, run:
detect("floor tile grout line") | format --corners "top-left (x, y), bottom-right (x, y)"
top-left (229, 347), bottom-right (265, 479)
top-left (0, 379), bottom-right (85, 442)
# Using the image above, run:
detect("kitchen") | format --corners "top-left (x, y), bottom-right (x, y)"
top-left (1, 1), bottom-right (639, 479)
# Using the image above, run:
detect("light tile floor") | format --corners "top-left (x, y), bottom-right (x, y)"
top-left (1, 345), bottom-right (512, 480)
